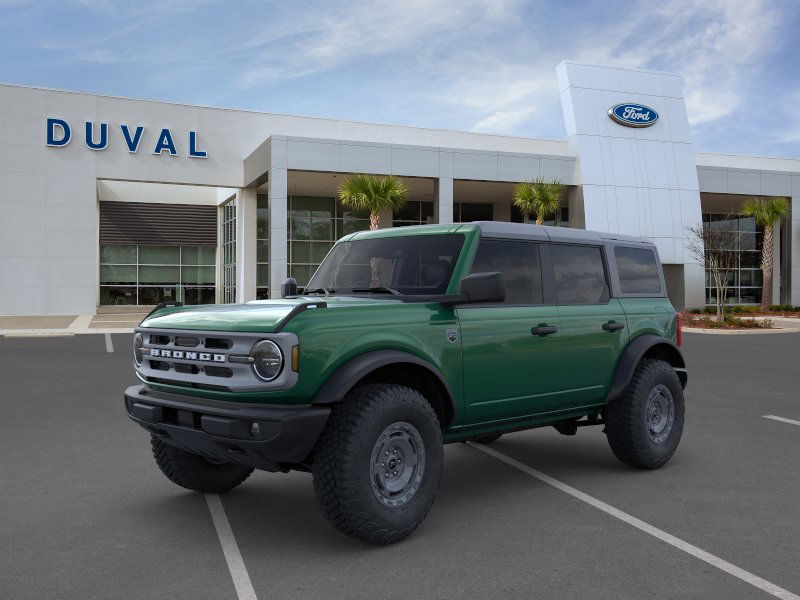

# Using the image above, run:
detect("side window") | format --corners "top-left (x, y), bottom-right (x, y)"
top-left (615, 246), bottom-right (662, 294)
top-left (470, 240), bottom-right (542, 304)
top-left (550, 244), bottom-right (608, 304)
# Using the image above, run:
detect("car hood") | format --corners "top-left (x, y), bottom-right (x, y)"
top-left (139, 295), bottom-right (402, 332)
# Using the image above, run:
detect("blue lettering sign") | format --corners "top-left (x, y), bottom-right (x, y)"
top-left (188, 131), bottom-right (207, 158)
top-left (46, 118), bottom-right (71, 147)
top-left (120, 125), bottom-right (145, 153)
top-left (153, 128), bottom-right (178, 156)
top-left (85, 122), bottom-right (108, 150)
top-left (608, 103), bottom-right (659, 128)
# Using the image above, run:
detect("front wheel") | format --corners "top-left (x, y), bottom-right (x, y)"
top-left (604, 358), bottom-right (684, 469)
top-left (151, 436), bottom-right (253, 493)
top-left (312, 384), bottom-right (443, 544)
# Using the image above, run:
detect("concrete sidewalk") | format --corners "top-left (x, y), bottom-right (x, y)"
top-left (0, 313), bottom-right (142, 337)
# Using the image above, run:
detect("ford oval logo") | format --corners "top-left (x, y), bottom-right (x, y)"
top-left (608, 103), bottom-right (659, 128)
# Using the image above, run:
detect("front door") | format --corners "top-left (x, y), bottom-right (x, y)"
top-left (458, 239), bottom-right (563, 427)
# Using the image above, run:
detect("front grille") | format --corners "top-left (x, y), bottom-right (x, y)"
top-left (135, 327), bottom-right (298, 393)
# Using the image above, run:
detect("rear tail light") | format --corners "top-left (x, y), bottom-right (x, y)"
top-left (676, 313), bottom-right (682, 347)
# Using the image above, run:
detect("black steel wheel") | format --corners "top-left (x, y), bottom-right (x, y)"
top-left (312, 383), bottom-right (443, 544)
top-left (604, 358), bottom-right (684, 469)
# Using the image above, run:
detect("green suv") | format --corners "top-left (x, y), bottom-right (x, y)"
top-left (125, 222), bottom-right (687, 544)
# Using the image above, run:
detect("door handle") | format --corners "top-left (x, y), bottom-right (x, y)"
top-left (531, 325), bottom-right (558, 336)
top-left (602, 321), bottom-right (625, 331)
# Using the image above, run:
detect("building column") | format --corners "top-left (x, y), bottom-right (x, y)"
top-left (269, 168), bottom-right (288, 299)
top-left (435, 177), bottom-right (453, 224)
top-left (791, 196), bottom-right (800, 305)
top-left (235, 188), bottom-right (257, 303)
top-left (378, 207), bottom-right (394, 228)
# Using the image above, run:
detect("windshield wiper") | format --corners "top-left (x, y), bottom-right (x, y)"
top-left (303, 287), bottom-right (335, 296)
top-left (349, 286), bottom-right (402, 295)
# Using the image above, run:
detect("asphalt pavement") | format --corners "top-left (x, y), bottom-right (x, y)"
top-left (1, 332), bottom-right (798, 599)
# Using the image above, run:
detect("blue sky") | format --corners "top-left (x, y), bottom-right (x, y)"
top-left (2, 0), bottom-right (798, 156)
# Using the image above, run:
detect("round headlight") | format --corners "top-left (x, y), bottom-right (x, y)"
top-left (251, 340), bottom-right (283, 381)
top-left (133, 333), bottom-right (144, 366)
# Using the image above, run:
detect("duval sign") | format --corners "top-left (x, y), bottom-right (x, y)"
top-left (45, 117), bottom-right (207, 157)
top-left (608, 103), bottom-right (659, 128)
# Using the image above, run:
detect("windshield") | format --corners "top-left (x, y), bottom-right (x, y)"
top-left (306, 234), bottom-right (465, 296)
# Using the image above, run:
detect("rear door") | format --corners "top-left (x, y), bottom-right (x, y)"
top-left (546, 243), bottom-right (628, 406)
top-left (458, 239), bottom-right (563, 426)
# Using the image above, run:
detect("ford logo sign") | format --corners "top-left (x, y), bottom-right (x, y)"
top-left (608, 103), bottom-right (659, 128)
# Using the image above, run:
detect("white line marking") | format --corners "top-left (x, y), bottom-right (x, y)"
top-left (468, 442), bottom-right (800, 600)
top-left (763, 415), bottom-right (800, 427)
top-left (205, 493), bottom-right (258, 600)
top-left (104, 332), bottom-right (114, 353)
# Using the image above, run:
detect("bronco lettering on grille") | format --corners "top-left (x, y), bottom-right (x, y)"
top-left (149, 348), bottom-right (226, 362)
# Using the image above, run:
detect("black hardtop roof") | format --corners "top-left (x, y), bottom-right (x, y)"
top-left (465, 221), bottom-right (653, 245)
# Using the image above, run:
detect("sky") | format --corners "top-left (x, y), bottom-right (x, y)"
top-left (1, 0), bottom-right (799, 157)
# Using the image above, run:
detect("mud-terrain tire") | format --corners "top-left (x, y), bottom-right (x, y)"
top-left (151, 436), bottom-right (253, 493)
top-left (312, 383), bottom-right (443, 544)
top-left (604, 358), bottom-right (684, 469)
top-left (471, 433), bottom-right (502, 444)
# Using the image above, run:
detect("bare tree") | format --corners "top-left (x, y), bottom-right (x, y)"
top-left (686, 215), bottom-right (737, 322)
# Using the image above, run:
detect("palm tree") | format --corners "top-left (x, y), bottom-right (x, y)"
top-left (740, 196), bottom-right (789, 308)
top-left (513, 178), bottom-right (565, 225)
top-left (337, 173), bottom-right (408, 230)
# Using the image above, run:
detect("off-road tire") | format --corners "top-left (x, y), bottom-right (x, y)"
top-left (312, 383), bottom-right (443, 544)
top-left (151, 435), bottom-right (253, 493)
top-left (471, 433), bottom-right (503, 444)
top-left (604, 358), bottom-right (684, 469)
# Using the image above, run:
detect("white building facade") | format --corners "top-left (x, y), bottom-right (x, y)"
top-left (1, 61), bottom-right (799, 315)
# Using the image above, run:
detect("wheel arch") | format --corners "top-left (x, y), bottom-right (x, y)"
top-left (606, 334), bottom-right (687, 403)
top-left (311, 350), bottom-right (456, 428)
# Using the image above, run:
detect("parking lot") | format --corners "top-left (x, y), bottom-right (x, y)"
top-left (1, 331), bottom-right (799, 600)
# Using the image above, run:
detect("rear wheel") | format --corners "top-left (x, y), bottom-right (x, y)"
top-left (604, 358), bottom-right (684, 469)
top-left (312, 383), bottom-right (443, 544)
top-left (151, 436), bottom-right (253, 493)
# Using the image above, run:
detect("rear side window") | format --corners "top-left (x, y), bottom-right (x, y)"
top-left (615, 246), bottom-right (661, 294)
top-left (550, 245), bottom-right (608, 304)
top-left (470, 240), bottom-right (542, 304)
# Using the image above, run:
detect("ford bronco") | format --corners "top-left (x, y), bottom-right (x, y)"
top-left (125, 222), bottom-right (687, 544)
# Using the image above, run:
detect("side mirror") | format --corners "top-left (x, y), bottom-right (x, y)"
top-left (281, 277), bottom-right (298, 298)
top-left (458, 272), bottom-right (505, 304)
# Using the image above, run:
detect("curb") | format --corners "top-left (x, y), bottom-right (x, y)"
top-left (683, 327), bottom-right (799, 335)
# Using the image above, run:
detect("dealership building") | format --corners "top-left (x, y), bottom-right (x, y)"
top-left (2, 61), bottom-right (799, 316)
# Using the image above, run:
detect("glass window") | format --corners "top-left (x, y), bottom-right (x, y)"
top-left (256, 194), bottom-right (269, 299)
top-left (470, 240), bottom-right (542, 304)
top-left (394, 201), bottom-right (435, 227)
top-left (139, 246), bottom-right (180, 264)
top-left (702, 212), bottom-right (766, 305)
top-left (221, 198), bottom-right (237, 303)
top-left (614, 246), bottom-right (661, 294)
top-left (551, 244), bottom-right (608, 304)
top-left (99, 244), bottom-right (215, 306)
top-left (307, 234), bottom-right (464, 295)
top-left (100, 245), bottom-right (136, 264)
top-left (456, 203), bottom-right (493, 222)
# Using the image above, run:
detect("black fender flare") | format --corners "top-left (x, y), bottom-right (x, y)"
top-left (606, 334), bottom-right (687, 403)
top-left (311, 349), bottom-right (456, 425)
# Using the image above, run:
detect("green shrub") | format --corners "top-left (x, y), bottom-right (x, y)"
top-left (771, 304), bottom-right (795, 312)
top-left (703, 306), bottom-right (715, 314)
top-left (689, 308), bottom-right (701, 314)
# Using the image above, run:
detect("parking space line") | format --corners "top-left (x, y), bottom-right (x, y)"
top-left (104, 333), bottom-right (114, 353)
top-left (467, 442), bottom-right (800, 600)
top-left (763, 415), bottom-right (800, 427)
top-left (205, 493), bottom-right (258, 600)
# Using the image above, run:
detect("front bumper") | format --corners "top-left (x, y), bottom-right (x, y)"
top-left (124, 385), bottom-right (330, 471)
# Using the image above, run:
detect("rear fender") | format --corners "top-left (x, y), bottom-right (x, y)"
top-left (606, 334), bottom-right (686, 403)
